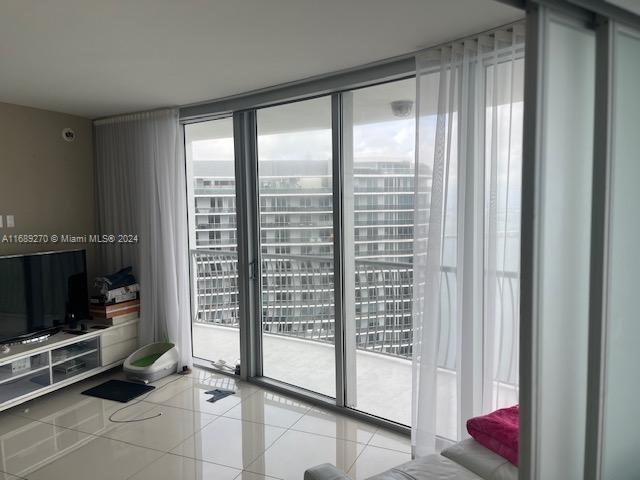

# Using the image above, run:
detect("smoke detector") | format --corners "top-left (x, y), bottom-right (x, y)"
top-left (62, 128), bottom-right (76, 142)
top-left (390, 100), bottom-right (414, 118)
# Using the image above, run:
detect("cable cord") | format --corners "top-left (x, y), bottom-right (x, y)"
top-left (108, 375), bottom-right (186, 424)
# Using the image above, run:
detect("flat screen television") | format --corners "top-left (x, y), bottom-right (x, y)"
top-left (0, 249), bottom-right (88, 344)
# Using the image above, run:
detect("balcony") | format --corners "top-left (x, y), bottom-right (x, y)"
top-left (353, 188), bottom-right (414, 194)
top-left (194, 187), bottom-right (236, 196)
top-left (260, 206), bottom-right (333, 214)
top-left (195, 222), bottom-right (237, 231)
top-left (195, 207), bottom-right (236, 214)
top-left (190, 250), bottom-right (518, 439)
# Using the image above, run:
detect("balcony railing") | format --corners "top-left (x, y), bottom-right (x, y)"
top-left (194, 187), bottom-right (236, 195)
top-left (196, 223), bottom-right (237, 230)
top-left (260, 206), bottom-right (333, 213)
top-left (195, 207), bottom-right (236, 214)
top-left (190, 249), bottom-right (519, 386)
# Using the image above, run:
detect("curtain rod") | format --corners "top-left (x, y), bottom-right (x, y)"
top-left (93, 106), bottom-right (179, 125)
top-left (412, 19), bottom-right (525, 57)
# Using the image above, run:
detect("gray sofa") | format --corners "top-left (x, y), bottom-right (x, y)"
top-left (304, 439), bottom-right (518, 480)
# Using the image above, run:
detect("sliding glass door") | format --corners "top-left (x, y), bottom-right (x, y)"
top-left (185, 118), bottom-right (240, 373)
top-left (340, 79), bottom-right (416, 424)
top-left (184, 72), bottom-right (522, 432)
top-left (256, 97), bottom-right (336, 397)
top-left (601, 25), bottom-right (640, 479)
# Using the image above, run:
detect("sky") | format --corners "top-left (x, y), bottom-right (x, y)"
top-left (189, 117), bottom-right (416, 164)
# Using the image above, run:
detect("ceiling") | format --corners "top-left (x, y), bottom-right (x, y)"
top-left (608, 0), bottom-right (640, 16)
top-left (0, 0), bottom-right (522, 119)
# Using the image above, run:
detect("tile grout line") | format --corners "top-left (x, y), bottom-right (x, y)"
top-left (346, 427), bottom-right (413, 478)
top-left (115, 379), bottom-right (226, 480)
top-left (25, 422), bottom-right (225, 480)
top-left (144, 379), bottom-right (261, 416)
top-left (162, 450), bottom-right (252, 473)
top-left (240, 393), bottom-right (404, 478)
top-left (242, 406), bottom-right (380, 479)
top-left (7, 372), bottom-right (404, 480)
top-left (98, 376), bottom-right (246, 454)
top-left (160, 447), bottom-right (246, 473)
top-left (366, 427), bottom-right (379, 446)
top-left (286, 425), bottom-right (375, 446)
top-left (154, 386), bottom-right (268, 455)
top-left (8, 372), bottom-right (200, 427)
top-left (219, 398), bottom-right (311, 431)
top-left (121, 442), bottom-right (257, 480)
top-left (122, 451), bottom-right (168, 480)
top-left (162, 412), bottom-right (222, 454)
top-left (11, 400), bottom-right (159, 439)
top-left (16, 409), bottom-right (189, 457)
top-left (0, 468), bottom-right (28, 480)
top-left (18, 428), bottom-right (167, 480)
top-left (3, 371), bottom-right (218, 480)
top-left (231, 468), bottom-right (283, 480)
top-left (232, 470), bottom-right (284, 480)
top-left (286, 407), bottom-right (378, 446)
top-left (237, 406), bottom-right (307, 477)
top-left (148, 386), bottom-right (285, 473)
top-left (101, 371), bottom-right (256, 451)
top-left (345, 439), bottom-right (371, 477)
top-left (346, 427), bottom-right (381, 477)
top-left (96, 390), bottom-right (285, 457)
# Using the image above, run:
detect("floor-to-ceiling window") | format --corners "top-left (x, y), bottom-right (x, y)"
top-left (183, 70), bottom-right (522, 432)
top-left (183, 79), bottom-right (422, 424)
top-left (256, 97), bottom-right (336, 397)
top-left (341, 78), bottom-right (416, 425)
top-left (484, 55), bottom-right (523, 412)
top-left (185, 118), bottom-right (240, 372)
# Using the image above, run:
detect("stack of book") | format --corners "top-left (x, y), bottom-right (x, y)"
top-left (94, 267), bottom-right (137, 299)
top-left (91, 282), bottom-right (139, 304)
top-left (90, 284), bottom-right (140, 326)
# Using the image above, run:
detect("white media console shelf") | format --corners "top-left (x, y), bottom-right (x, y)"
top-left (0, 319), bottom-right (139, 412)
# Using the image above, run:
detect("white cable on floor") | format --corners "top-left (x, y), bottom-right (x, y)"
top-left (108, 375), bottom-right (187, 424)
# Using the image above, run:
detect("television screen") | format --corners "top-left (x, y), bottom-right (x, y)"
top-left (0, 250), bottom-right (88, 343)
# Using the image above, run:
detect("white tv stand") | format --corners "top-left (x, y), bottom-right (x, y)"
top-left (0, 319), bottom-right (138, 413)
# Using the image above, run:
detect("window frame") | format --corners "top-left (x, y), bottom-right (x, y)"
top-left (183, 73), bottom-right (419, 436)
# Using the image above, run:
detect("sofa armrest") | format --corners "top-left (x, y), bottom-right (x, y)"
top-left (304, 463), bottom-right (352, 480)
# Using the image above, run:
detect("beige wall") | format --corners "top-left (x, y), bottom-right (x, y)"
top-left (0, 102), bottom-right (96, 277)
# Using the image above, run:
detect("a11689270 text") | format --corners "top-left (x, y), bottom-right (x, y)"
top-left (1, 233), bottom-right (139, 244)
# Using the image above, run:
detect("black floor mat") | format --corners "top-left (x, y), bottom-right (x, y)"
top-left (81, 379), bottom-right (155, 403)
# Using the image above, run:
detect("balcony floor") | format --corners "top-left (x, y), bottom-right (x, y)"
top-left (193, 324), bottom-right (517, 440)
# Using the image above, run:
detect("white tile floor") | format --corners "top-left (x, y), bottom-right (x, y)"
top-left (193, 324), bottom-right (519, 439)
top-left (0, 367), bottom-right (412, 480)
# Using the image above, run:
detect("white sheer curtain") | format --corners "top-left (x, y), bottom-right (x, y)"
top-left (94, 109), bottom-right (192, 369)
top-left (412, 24), bottom-right (524, 456)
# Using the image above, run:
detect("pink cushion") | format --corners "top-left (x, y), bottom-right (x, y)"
top-left (466, 405), bottom-right (519, 466)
